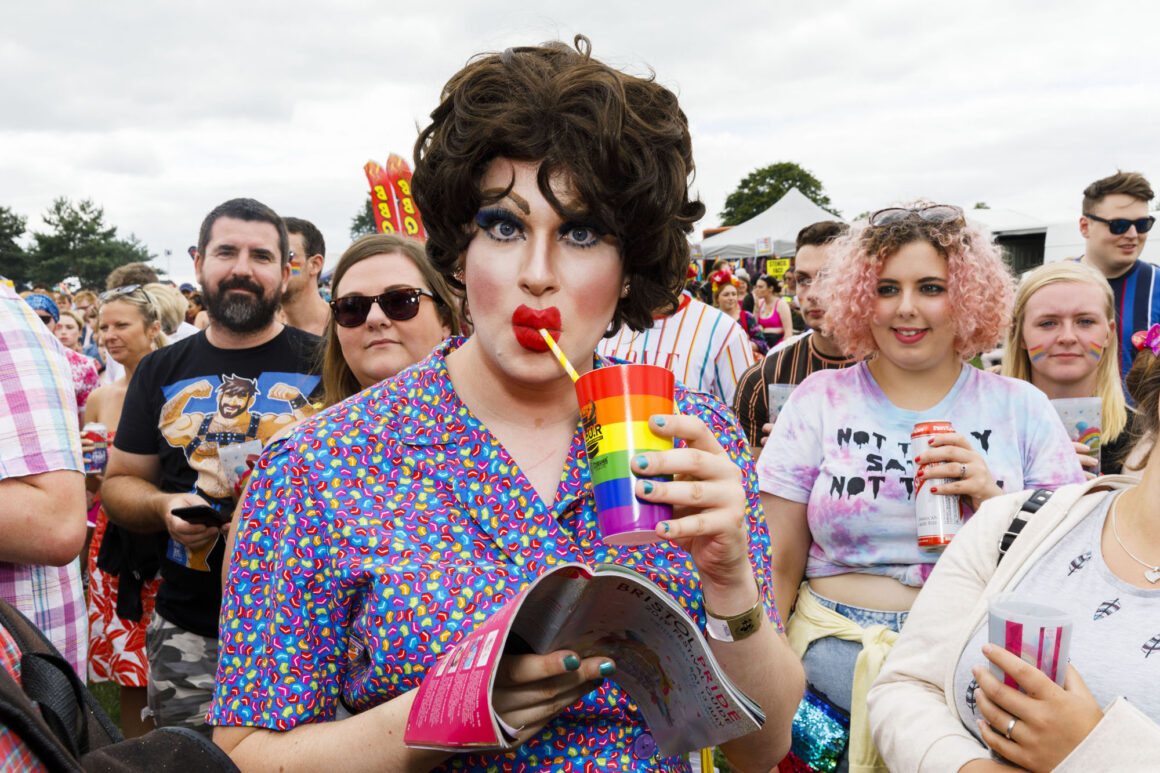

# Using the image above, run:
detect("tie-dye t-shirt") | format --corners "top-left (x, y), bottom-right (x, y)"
top-left (209, 338), bottom-right (779, 772)
top-left (756, 362), bottom-right (1085, 587)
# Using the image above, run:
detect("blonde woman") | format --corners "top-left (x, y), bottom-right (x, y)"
top-left (83, 285), bottom-right (168, 737)
top-left (1000, 261), bottom-right (1129, 476)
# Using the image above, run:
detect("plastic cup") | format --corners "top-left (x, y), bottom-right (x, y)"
top-left (987, 594), bottom-right (1072, 688)
top-left (575, 364), bottom-right (675, 546)
top-left (1050, 397), bottom-right (1102, 470)
top-left (767, 384), bottom-right (797, 425)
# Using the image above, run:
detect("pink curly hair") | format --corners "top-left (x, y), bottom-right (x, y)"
top-left (821, 215), bottom-right (1014, 361)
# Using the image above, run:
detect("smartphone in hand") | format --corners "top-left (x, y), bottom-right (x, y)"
top-left (171, 504), bottom-right (227, 527)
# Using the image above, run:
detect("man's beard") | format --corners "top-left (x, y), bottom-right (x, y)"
top-left (204, 277), bottom-right (280, 334)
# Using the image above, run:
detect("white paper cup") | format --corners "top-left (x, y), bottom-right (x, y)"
top-left (987, 594), bottom-right (1071, 688)
top-left (1050, 396), bottom-right (1101, 470)
top-left (767, 383), bottom-right (797, 425)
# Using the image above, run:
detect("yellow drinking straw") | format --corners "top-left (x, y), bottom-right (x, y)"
top-left (538, 328), bottom-right (580, 382)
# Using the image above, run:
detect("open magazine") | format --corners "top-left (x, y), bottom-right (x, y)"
top-left (404, 562), bottom-right (765, 757)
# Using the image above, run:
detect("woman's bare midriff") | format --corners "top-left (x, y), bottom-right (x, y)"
top-left (808, 573), bottom-right (920, 612)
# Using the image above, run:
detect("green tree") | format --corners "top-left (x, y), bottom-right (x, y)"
top-left (350, 194), bottom-right (377, 240)
top-left (0, 206), bottom-right (30, 286)
top-left (28, 198), bottom-right (153, 289)
top-left (719, 162), bottom-right (840, 225)
top-left (973, 201), bottom-right (990, 210)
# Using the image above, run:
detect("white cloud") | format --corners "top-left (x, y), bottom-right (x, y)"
top-left (3, 0), bottom-right (1160, 286)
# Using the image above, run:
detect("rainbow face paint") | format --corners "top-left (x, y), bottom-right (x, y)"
top-left (1028, 345), bottom-right (1047, 362)
top-left (289, 262), bottom-right (303, 277)
top-left (1087, 340), bottom-right (1104, 360)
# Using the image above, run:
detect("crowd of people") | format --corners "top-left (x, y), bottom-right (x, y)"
top-left (2, 33), bottom-right (1159, 773)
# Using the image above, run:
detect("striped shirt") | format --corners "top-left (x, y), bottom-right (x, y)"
top-left (0, 284), bottom-right (87, 676)
top-left (732, 331), bottom-right (856, 448)
top-left (598, 293), bottom-right (755, 406)
top-left (1107, 259), bottom-right (1160, 382)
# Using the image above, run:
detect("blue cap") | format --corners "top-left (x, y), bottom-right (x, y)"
top-left (25, 293), bottom-right (59, 323)
top-left (179, 282), bottom-right (197, 293)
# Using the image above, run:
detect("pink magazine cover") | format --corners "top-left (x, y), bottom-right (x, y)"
top-left (404, 581), bottom-right (531, 748)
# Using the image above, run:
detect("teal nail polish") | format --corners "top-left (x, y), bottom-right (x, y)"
top-left (642, 480), bottom-right (654, 495)
top-left (634, 455), bottom-right (648, 470)
top-left (599, 661), bottom-right (616, 677)
top-left (563, 654), bottom-right (580, 671)
top-left (654, 416), bottom-right (666, 427)
top-left (662, 521), bottom-right (670, 534)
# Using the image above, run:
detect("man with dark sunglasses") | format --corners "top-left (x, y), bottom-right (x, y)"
top-left (1077, 171), bottom-right (1157, 383)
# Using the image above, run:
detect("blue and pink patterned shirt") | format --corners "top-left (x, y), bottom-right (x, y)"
top-left (210, 338), bottom-right (778, 772)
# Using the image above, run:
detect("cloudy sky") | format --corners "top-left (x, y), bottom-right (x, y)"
top-left (4, 0), bottom-right (1159, 285)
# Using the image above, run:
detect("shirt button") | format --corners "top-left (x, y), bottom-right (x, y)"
top-left (631, 731), bottom-right (657, 759)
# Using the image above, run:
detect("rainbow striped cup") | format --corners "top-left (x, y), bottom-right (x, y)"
top-left (575, 363), bottom-right (675, 546)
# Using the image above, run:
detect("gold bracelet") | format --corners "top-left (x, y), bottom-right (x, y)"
top-left (704, 575), bottom-right (764, 643)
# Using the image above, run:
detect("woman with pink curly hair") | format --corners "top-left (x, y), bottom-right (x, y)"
top-left (753, 205), bottom-right (1086, 772)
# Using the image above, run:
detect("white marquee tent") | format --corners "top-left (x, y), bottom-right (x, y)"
top-left (698, 187), bottom-right (842, 260)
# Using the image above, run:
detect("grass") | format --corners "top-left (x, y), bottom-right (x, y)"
top-left (88, 680), bottom-right (122, 732)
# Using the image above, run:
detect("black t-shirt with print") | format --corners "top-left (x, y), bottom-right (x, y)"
top-left (114, 327), bottom-right (321, 637)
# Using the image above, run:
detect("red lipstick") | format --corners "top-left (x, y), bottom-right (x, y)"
top-left (512, 305), bottom-right (561, 352)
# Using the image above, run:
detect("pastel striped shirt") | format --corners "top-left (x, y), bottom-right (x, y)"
top-left (0, 283), bottom-right (87, 676)
top-left (598, 294), bottom-right (755, 407)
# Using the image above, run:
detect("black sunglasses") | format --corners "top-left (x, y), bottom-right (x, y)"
top-left (1084, 213), bottom-right (1156, 235)
top-left (869, 204), bottom-right (965, 227)
top-left (330, 288), bottom-right (435, 327)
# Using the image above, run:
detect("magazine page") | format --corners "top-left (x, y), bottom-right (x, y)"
top-left (514, 564), bottom-right (764, 757)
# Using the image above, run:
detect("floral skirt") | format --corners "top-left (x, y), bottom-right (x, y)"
top-left (86, 505), bottom-right (160, 686)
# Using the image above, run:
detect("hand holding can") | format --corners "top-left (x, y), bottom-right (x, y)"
top-left (911, 421), bottom-right (963, 552)
top-left (81, 422), bottom-right (109, 476)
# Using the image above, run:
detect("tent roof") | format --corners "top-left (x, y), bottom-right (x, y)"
top-left (698, 188), bottom-right (841, 260)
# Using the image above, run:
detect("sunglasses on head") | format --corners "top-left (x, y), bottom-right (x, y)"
top-left (329, 288), bottom-right (435, 327)
top-left (36, 314), bottom-right (54, 326)
top-left (99, 284), bottom-right (144, 302)
top-left (1084, 213), bottom-right (1156, 235)
top-left (869, 204), bottom-right (965, 228)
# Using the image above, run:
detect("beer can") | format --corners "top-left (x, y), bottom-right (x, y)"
top-left (911, 421), bottom-right (961, 551)
top-left (81, 422), bottom-right (108, 475)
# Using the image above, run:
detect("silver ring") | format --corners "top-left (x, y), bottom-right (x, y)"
top-left (1005, 716), bottom-right (1017, 741)
top-left (960, 463), bottom-right (968, 480)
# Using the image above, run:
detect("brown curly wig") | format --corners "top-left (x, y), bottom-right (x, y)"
top-left (412, 34), bottom-right (705, 334)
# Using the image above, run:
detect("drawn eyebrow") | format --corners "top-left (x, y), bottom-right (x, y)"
top-left (481, 187), bottom-right (531, 215)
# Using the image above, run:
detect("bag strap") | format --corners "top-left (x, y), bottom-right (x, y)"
top-left (0, 599), bottom-right (123, 753)
top-left (998, 488), bottom-right (1053, 564)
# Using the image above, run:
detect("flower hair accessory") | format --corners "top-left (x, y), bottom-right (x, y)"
top-left (1131, 323), bottom-right (1160, 356)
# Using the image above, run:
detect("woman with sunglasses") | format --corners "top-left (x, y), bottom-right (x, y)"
top-left (210, 36), bottom-right (803, 772)
top-left (1001, 261), bottom-right (1130, 477)
top-left (757, 205), bottom-right (1086, 772)
top-left (82, 285), bottom-right (168, 737)
top-left (320, 233), bottom-right (461, 406)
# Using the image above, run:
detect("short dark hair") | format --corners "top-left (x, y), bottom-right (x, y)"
top-left (197, 198), bottom-right (289, 265)
top-left (412, 35), bottom-right (705, 333)
top-left (1083, 171), bottom-right (1154, 213)
top-left (795, 220), bottom-right (849, 251)
top-left (105, 262), bottom-right (159, 291)
top-left (218, 374), bottom-right (259, 399)
top-left (283, 216), bottom-right (326, 259)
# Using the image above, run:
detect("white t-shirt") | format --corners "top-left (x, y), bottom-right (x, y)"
top-left (953, 490), bottom-right (1160, 740)
top-left (757, 362), bottom-right (1086, 586)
